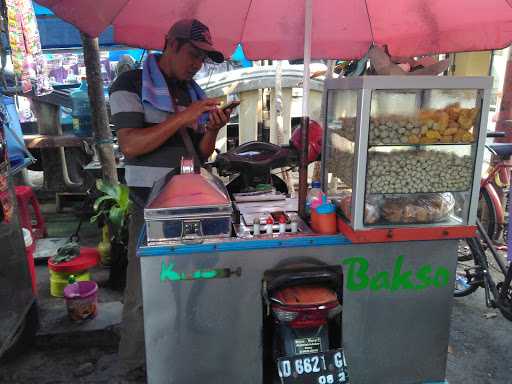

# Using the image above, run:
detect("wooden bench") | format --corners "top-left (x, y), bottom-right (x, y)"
top-left (24, 134), bottom-right (92, 149)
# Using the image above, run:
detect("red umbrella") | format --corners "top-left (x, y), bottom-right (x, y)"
top-left (36, 0), bottom-right (512, 59)
top-left (36, 0), bottom-right (512, 214)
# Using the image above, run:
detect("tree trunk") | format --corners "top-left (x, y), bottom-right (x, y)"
top-left (80, 33), bottom-right (118, 185)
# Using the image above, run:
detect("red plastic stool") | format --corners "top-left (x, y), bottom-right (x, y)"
top-left (15, 185), bottom-right (47, 240)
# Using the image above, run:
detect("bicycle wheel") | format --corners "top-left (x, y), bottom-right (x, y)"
top-left (478, 188), bottom-right (498, 241)
top-left (496, 279), bottom-right (512, 321)
top-left (457, 189), bottom-right (498, 262)
top-left (454, 239), bottom-right (482, 297)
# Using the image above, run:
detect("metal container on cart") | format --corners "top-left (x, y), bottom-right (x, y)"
top-left (144, 169), bottom-right (233, 245)
top-left (321, 76), bottom-right (492, 242)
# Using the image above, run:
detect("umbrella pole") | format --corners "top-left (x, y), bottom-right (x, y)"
top-left (298, 0), bottom-right (313, 218)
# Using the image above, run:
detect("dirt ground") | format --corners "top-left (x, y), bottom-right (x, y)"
top-left (0, 286), bottom-right (511, 384)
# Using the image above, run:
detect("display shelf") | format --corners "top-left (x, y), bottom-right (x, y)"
top-left (366, 190), bottom-right (471, 195)
top-left (322, 76), bottom-right (492, 235)
top-left (366, 142), bottom-right (475, 147)
top-left (363, 215), bottom-right (464, 229)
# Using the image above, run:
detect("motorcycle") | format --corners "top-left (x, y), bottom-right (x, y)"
top-left (263, 261), bottom-right (348, 383)
top-left (209, 131), bottom-right (347, 382)
top-left (208, 140), bottom-right (298, 196)
top-left (207, 119), bottom-right (323, 197)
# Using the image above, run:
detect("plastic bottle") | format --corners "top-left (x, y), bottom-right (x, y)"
top-left (311, 195), bottom-right (338, 235)
top-left (253, 218), bottom-right (261, 236)
top-left (306, 180), bottom-right (323, 216)
top-left (278, 215), bottom-right (287, 234)
top-left (290, 219), bottom-right (298, 233)
top-left (70, 78), bottom-right (92, 137)
top-left (266, 217), bottom-right (274, 235)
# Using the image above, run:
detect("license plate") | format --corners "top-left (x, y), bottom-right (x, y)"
top-left (277, 349), bottom-right (349, 384)
top-left (294, 337), bottom-right (322, 355)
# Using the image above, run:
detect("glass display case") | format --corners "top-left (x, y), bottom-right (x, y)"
top-left (321, 76), bottom-right (492, 238)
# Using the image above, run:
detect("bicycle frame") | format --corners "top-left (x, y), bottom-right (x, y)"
top-left (480, 161), bottom-right (511, 228)
top-left (469, 220), bottom-right (512, 319)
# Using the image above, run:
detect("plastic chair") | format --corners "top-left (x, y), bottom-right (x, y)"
top-left (15, 185), bottom-right (47, 240)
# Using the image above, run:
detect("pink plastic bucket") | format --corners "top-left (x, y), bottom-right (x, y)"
top-left (63, 281), bottom-right (98, 321)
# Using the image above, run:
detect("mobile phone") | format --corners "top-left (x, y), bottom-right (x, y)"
top-left (222, 100), bottom-right (240, 111)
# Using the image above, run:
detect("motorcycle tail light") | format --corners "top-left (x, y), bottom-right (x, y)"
top-left (272, 307), bottom-right (299, 322)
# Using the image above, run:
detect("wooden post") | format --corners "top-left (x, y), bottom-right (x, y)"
top-left (270, 61), bottom-right (293, 193)
top-left (32, 100), bottom-right (66, 191)
top-left (496, 48), bottom-right (512, 143)
top-left (215, 95), bottom-right (228, 154)
top-left (81, 33), bottom-right (118, 185)
top-left (239, 90), bottom-right (260, 144)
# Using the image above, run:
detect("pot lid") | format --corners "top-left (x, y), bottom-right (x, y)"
top-left (147, 172), bottom-right (230, 209)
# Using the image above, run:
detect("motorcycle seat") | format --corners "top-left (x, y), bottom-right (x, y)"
top-left (266, 269), bottom-right (339, 296)
top-left (487, 143), bottom-right (512, 159)
top-left (271, 285), bottom-right (338, 307)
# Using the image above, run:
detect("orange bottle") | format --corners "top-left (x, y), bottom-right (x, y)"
top-left (311, 196), bottom-right (337, 235)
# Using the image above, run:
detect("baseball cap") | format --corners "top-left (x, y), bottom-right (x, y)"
top-left (166, 19), bottom-right (224, 63)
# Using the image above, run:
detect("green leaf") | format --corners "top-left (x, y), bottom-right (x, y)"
top-left (117, 184), bottom-right (130, 211)
top-left (90, 211), bottom-right (102, 223)
top-left (96, 179), bottom-right (118, 199)
top-left (109, 206), bottom-right (124, 234)
top-left (93, 195), bottom-right (115, 212)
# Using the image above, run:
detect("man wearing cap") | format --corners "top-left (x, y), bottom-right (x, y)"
top-left (109, 19), bottom-right (232, 377)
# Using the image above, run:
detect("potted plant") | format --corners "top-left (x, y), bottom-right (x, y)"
top-left (91, 179), bottom-right (132, 290)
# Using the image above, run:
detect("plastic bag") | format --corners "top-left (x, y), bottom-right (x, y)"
top-left (381, 193), bottom-right (455, 224)
top-left (336, 191), bottom-right (381, 224)
top-left (290, 120), bottom-right (323, 163)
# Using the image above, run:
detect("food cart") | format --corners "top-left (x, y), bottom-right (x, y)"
top-left (137, 76), bottom-right (491, 384)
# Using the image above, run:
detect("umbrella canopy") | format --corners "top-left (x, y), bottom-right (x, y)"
top-left (36, 0), bottom-right (512, 60)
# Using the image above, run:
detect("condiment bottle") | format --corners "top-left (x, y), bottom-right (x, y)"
top-left (311, 196), bottom-right (337, 235)
top-left (266, 217), bottom-right (274, 235)
top-left (290, 219), bottom-right (298, 233)
top-left (253, 218), bottom-right (261, 236)
top-left (278, 215), bottom-right (287, 234)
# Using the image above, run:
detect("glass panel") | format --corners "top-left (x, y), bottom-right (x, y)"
top-left (369, 89), bottom-right (481, 146)
top-left (363, 87), bottom-right (482, 227)
top-left (324, 89), bottom-right (358, 223)
top-left (364, 191), bottom-right (466, 227)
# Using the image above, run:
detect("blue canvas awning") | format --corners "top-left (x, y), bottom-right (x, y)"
top-left (34, 3), bottom-right (117, 49)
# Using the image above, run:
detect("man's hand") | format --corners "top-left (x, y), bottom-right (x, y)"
top-left (179, 99), bottom-right (219, 127)
top-left (199, 107), bottom-right (235, 159)
top-left (206, 107), bottom-right (232, 132)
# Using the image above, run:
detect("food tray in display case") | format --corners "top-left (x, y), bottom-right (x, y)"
top-left (320, 76), bottom-right (492, 242)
